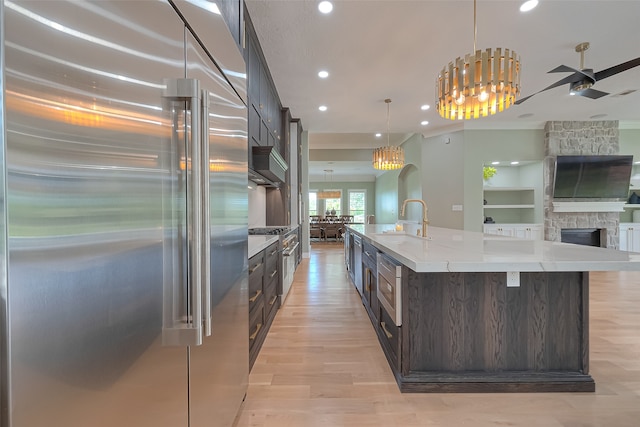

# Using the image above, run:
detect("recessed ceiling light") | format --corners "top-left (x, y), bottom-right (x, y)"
top-left (318, 70), bottom-right (329, 78)
top-left (590, 113), bottom-right (607, 119)
top-left (520, 0), bottom-right (538, 12)
top-left (421, 104), bottom-right (430, 111)
top-left (518, 113), bottom-right (534, 118)
top-left (318, 105), bottom-right (327, 111)
top-left (511, 161), bottom-right (520, 165)
top-left (491, 161), bottom-right (500, 165)
top-left (421, 120), bottom-right (429, 126)
top-left (375, 133), bottom-right (382, 138)
top-left (318, 1), bottom-right (333, 14)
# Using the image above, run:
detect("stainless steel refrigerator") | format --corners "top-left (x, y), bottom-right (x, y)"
top-left (0, 1), bottom-right (249, 426)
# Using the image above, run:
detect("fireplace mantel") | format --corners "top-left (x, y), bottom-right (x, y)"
top-left (552, 201), bottom-right (627, 213)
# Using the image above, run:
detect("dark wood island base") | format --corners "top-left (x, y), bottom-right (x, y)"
top-left (375, 269), bottom-right (594, 393)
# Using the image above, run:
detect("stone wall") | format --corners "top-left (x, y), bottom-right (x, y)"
top-left (544, 121), bottom-right (620, 248)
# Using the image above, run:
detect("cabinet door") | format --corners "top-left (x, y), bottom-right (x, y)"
top-left (620, 225), bottom-right (630, 251)
top-left (483, 225), bottom-right (500, 235)
top-left (632, 227), bottom-right (640, 252)
top-left (513, 225), bottom-right (543, 240)
top-left (247, 38), bottom-right (261, 110)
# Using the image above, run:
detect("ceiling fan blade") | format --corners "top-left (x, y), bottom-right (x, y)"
top-left (549, 65), bottom-right (580, 74)
top-left (578, 88), bottom-right (609, 99)
top-left (514, 93), bottom-right (536, 105)
top-left (516, 73), bottom-right (587, 103)
top-left (595, 57), bottom-right (640, 81)
top-left (549, 65), bottom-right (593, 82)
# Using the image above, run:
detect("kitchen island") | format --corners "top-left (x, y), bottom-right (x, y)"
top-left (345, 224), bottom-right (640, 392)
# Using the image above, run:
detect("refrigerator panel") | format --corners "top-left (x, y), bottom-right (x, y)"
top-left (171, 0), bottom-right (247, 105)
top-left (4, 1), bottom-right (190, 426)
top-left (185, 31), bottom-right (249, 427)
top-left (1, 2), bottom-right (9, 426)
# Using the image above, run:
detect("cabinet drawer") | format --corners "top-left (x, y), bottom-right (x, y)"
top-left (249, 252), bottom-right (264, 278)
top-left (264, 273), bottom-right (279, 319)
top-left (249, 252), bottom-right (264, 312)
top-left (249, 297), bottom-right (265, 347)
top-left (264, 262), bottom-right (278, 290)
top-left (362, 241), bottom-right (378, 270)
top-left (265, 242), bottom-right (279, 271)
top-left (378, 304), bottom-right (400, 371)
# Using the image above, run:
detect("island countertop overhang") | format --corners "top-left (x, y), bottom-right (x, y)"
top-left (346, 224), bottom-right (640, 273)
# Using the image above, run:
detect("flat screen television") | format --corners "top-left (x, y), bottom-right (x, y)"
top-left (553, 155), bottom-right (633, 199)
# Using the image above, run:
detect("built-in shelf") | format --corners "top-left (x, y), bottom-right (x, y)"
top-left (483, 186), bottom-right (537, 224)
top-left (624, 204), bottom-right (640, 209)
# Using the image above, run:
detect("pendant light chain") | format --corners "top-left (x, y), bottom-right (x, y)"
top-left (386, 98), bottom-right (391, 147)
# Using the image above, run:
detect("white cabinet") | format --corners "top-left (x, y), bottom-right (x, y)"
top-left (484, 224), bottom-right (543, 240)
top-left (619, 223), bottom-right (640, 252)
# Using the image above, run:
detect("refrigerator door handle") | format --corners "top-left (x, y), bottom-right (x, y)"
top-left (201, 90), bottom-right (212, 337)
top-left (161, 78), bottom-right (204, 347)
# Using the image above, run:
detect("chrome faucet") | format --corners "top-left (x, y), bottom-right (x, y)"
top-left (401, 199), bottom-right (429, 237)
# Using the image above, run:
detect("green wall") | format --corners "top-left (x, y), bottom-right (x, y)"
top-left (372, 125), bottom-right (639, 231)
top-left (309, 181), bottom-right (375, 219)
top-left (375, 128), bottom-right (546, 230)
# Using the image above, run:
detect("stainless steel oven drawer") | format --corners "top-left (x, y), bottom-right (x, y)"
top-left (376, 253), bottom-right (402, 326)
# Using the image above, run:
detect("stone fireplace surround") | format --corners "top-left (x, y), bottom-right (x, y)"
top-left (544, 121), bottom-right (621, 249)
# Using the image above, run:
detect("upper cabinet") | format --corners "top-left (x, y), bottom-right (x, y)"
top-left (244, 9), bottom-right (284, 155)
top-left (216, 0), bottom-right (243, 49)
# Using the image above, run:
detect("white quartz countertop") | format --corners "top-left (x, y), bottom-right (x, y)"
top-left (248, 235), bottom-right (279, 258)
top-left (347, 224), bottom-right (640, 273)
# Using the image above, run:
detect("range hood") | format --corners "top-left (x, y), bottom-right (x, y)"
top-left (249, 146), bottom-right (288, 186)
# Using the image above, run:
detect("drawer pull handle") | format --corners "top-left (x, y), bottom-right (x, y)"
top-left (269, 296), bottom-right (277, 306)
top-left (270, 269), bottom-right (277, 278)
top-left (381, 321), bottom-right (393, 339)
top-left (269, 249), bottom-right (278, 257)
top-left (249, 323), bottom-right (262, 340)
top-left (364, 251), bottom-right (371, 257)
top-left (249, 289), bottom-right (262, 303)
top-left (249, 262), bottom-right (263, 274)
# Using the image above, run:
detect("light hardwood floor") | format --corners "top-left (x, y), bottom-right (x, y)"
top-left (235, 244), bottom-right (640, 427)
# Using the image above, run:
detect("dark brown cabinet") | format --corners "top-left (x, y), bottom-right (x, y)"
top-left (362, 241), bottom-right (379, 322)
top-left (248, 241), bottom-right (280, 370)
top-left (377, 303), bottom-right (401, 372)
top-left (346, 231), bottom-right (593, 392)
top-left (244, 9), bottom-right (283, 154)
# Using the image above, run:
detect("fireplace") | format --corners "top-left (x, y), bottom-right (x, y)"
top-left (561, 228), bottom-right (604, 247)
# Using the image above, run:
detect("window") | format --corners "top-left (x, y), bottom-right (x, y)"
top-left (324, 195), bottom-right (341, 216)
top-left (349, 190), bottom-right (366, 223)
top-left (308, 191), bottom-right (317, 216)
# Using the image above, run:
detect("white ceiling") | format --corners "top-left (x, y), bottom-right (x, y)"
top-left (245, 0), bottom-right (640, 181)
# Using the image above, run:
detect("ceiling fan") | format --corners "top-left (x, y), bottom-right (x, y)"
top-left (515, 42), bottom-right (640, 104)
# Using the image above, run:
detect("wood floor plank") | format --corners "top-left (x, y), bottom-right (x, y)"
top-left (234, 245), bottom-right (640, 426)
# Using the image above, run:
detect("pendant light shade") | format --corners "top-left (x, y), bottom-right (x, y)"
top-left (436, 0), bottom-right (521, 120)
top-left (373, 99), bottom-right (404, 170)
